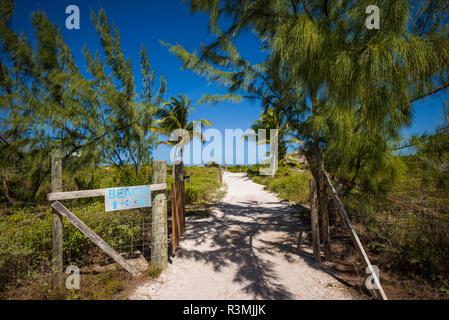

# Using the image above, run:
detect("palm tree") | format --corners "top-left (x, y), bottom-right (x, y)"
top-left (151, 95), bottom-right (212, 174)
top-left (251, 106), bottom-right (304, 162)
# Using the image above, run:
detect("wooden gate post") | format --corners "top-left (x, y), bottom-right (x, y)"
top-left (174, 162), bottom-right (184, 182)
top-left (51, 149), bottom-right (63, 287)
top-left (309, 179), bottom-right (321, 263)
top-left (151, 161), bottom-right (168, 270)
top-left (174, 160), bottom-right (185, 231)
top-left (219, 167), bottom-right (223, 184)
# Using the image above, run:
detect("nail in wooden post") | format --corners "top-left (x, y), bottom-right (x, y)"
top-left (51, 149), bottom-right (63, 287)
top-left (151, 161), bottom-right (168, 270)
top-left (309, 179), bottom-right (321, 263)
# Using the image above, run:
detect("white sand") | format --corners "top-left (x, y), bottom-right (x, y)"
top-left (128, 172), bottom-right (356, 300)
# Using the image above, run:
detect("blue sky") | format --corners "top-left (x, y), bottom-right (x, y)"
top-left (11, 0), bottom-right (449, 164)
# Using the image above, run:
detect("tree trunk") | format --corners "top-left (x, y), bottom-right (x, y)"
top-left (1, 175), bottom-right (14, 203)
top-left (319, 178), bottom-right (331, 260)
top-left (311, 92), bottom-right (331, 261)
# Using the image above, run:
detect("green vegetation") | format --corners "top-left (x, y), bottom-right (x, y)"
top-left (0, 165), bottom-right (223, 298)
top-left (243, 125), bottom-right (449, 297)
top-left (144, 264), bottom-right (163, 279)
top-left (0, 201), bottom-right (147, 294)
top-left (342, 127), bottom-right (449, 294)
top-left (1, 0), bottom-right (449, 300)
top-left (166, 0), bottom-right (449, 265)
top-left (169, 165), bottom-right (223, 204)
top-left (0, 2), bottom-right (167, 203)
top-left (247, 166), bottom-right (311, 204)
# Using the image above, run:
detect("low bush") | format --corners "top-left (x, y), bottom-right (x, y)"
top-left (0, 202), bottom-right (148, 293)
top-left (247, 165), bottom-right (311, 204)
top-left (0, 165), bottom-right (225, 296)
top-left (169, 166), bottom-right (222, 204)
top-left (344, 192), bottom-right (449, 291)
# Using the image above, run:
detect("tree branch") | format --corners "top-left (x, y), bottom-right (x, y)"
top-left (301, 0), bottom-right (313, 20)
top-left (0, 132), bottom-right (10, 145)
top-left (410, 82), bottom-right (449, 104)
top-left (390, 144), bottom-right (416, 151)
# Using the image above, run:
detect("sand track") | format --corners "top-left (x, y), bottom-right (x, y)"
top-left (128, 172), bottom-right (356, 300)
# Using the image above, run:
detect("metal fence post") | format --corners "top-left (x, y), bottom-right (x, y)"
top-left (51, 149), bottom-right (63, 287)
top-left (151, 161), bottom-right (168, 270)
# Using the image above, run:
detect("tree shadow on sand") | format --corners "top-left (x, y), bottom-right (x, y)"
top-left (173, 199), bottom-right (348, 299)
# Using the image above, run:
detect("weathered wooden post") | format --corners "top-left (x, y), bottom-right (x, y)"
top-left (151, 161), bottom-right (168, 270)
top-left (51, 149), bottom-right (63, 287)
top-left (309, 179), bottom-right (321, 263)
top-left (219, 167), bottom-right (223, 184)
top-left (175, 162), bottom-right (184, 182)
top-left (320, 190), bottom-right (332, 261)
top-left (174, 161), bottom-right (185, 238)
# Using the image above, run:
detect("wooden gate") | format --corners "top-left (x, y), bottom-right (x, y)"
top-left (47, 150), bottom-right (169, 285)
top-left (170, 180), bottom-right (185, 254)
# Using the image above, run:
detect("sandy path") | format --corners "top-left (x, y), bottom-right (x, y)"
top-left (128, 172), bottom-right (356, 300)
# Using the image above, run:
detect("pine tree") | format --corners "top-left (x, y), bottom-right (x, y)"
top-left (83, 9), bottom-right (167, 175)
top-left (165, 0), bottom-right (449, 260)
top-left (0, 0), bottom-right (48, 201)
top-left (0, 4), bottom-right (167, 201)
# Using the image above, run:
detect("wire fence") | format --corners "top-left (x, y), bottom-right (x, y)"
top-left (0, 200), bottom-right (173, 295)
top-left (328, 187), bottom-right (449, 285)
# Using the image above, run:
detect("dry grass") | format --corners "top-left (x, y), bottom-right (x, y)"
top-left (1, 256), bottom-right (163, 300)
top-left (322, 222), bottom-right (449, 300)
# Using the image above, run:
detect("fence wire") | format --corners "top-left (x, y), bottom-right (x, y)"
top-left (327, 187), bottom-right (449, 286)
top-left (0, 200), bottom-right (172, 295)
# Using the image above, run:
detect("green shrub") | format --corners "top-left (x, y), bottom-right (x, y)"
top-left (268, 174), bottom-right (310, 203)
top-left (185, 185), bottom-right (207, 203)
top-left (344, 191), bottom-right (449, 289)
top-left (177, 166), bottom-right (222, 204)
top-left (227, 165), bottom-right (250, 173)
top-left (248, 166), bottom-right (311, 203)
top-left (114, 165), bottom-right (149, 186)
top-left (0, 202), bottom-right (148, 293)
top-left (205, 161), bottom-right (219, 168)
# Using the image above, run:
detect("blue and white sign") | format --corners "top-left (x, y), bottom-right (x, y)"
top-left (105, 185), bottom-right (151, 212)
